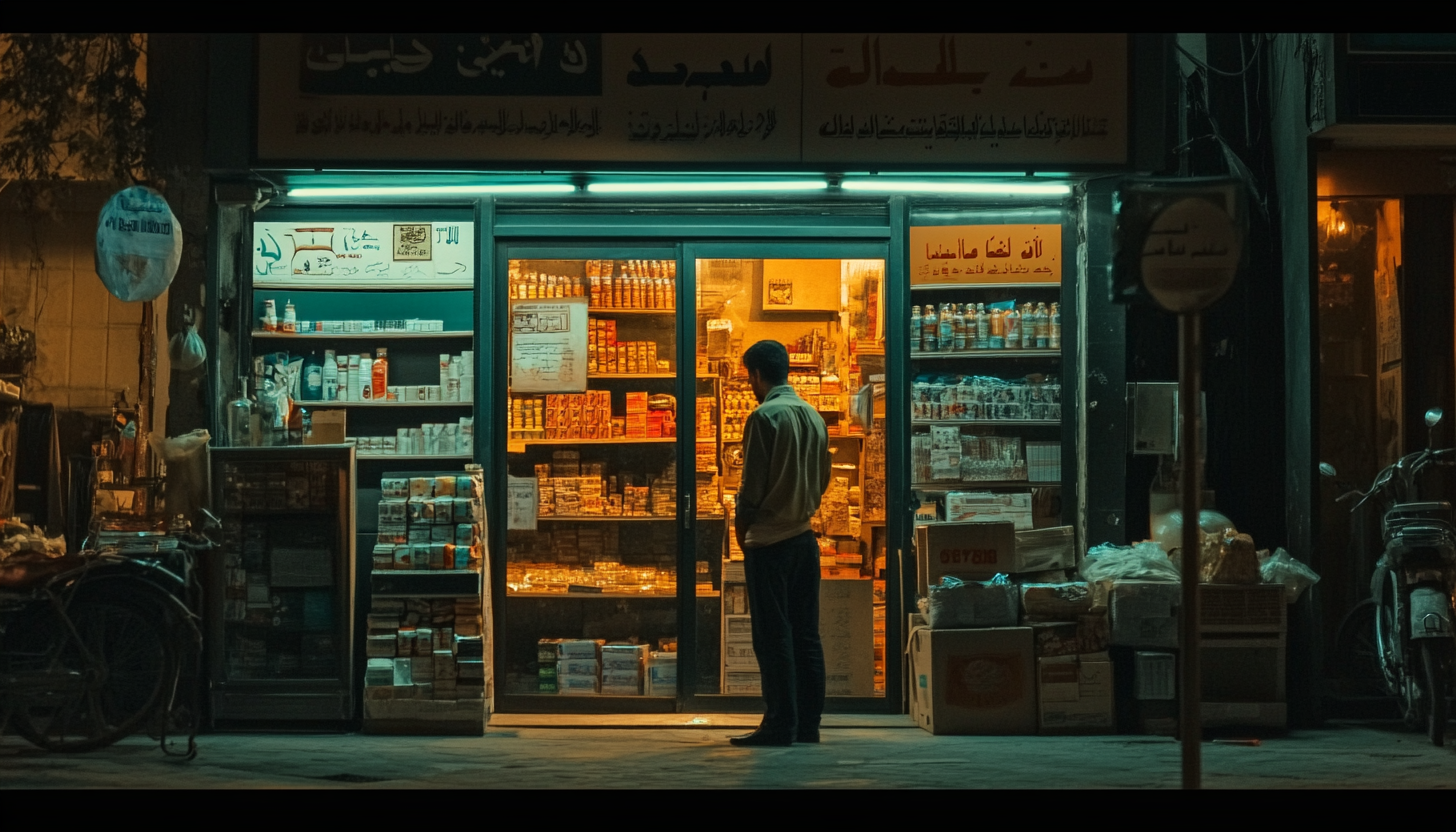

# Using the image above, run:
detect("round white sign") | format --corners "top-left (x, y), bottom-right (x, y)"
top-left (95, 186), bottom-right (183, 302)
top-left (1140, 197), bottom-right (1241, 314)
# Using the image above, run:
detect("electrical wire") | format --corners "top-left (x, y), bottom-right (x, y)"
top-left (1177, 38), bottom-right (1263, 78)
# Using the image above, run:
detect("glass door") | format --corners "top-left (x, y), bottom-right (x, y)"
top-left (683, 243), bottom-right (890, 709)
top-left (495, 244), bottom-right (684, 710)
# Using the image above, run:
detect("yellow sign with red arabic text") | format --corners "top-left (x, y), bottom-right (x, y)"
top-left (910, 224), bottom-right (1060, 286)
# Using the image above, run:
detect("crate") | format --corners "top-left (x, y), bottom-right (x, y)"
top-left (1199, 584), bottom-right (1285, 633)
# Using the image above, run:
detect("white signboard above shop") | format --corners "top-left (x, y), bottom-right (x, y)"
top-left (255, 33), bottom-right (1126, 167)
top-left (252, 220), bottom-right (474, 289)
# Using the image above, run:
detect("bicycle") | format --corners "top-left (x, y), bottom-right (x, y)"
top-left (0, 513), bottom-right (215, 756)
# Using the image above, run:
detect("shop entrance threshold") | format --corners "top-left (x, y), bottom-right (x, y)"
top-left (488, 713), bottom-right (916, 729)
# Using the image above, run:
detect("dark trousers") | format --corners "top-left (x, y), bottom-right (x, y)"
top-left (743, 530), bottom-right (825, 737)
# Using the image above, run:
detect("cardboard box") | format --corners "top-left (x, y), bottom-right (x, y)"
top-left (601, 643), bottom-right (648, 672)
top-left (916, 523), bottom-right (1077, 593)
top-left (1109, 581), bottom-right (1181, 648)
top-left (1020, 582), bottom-right (1094, 621)
top-left (1031, 613), bottom-right (1109, 657)
top-left (646, 652), bottom-right (677, 696)
top-left (306, 409), bottom-right (347, 445)
top-left (1037, 653), bottom-right (1114, 734)
top-left (558, 639), bottom-right (601, 659)
top-left (557, 674), bottom-right (599, 695)
top-left (907, 625), bottom-right (1036, 735)
top-left (820, 579), bottom-right (875, 695)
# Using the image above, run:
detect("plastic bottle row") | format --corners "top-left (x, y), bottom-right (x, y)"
top-left (911, 374), bottom-right (1061, 422)
top-left (912, 300), bottom-right (1060, 352)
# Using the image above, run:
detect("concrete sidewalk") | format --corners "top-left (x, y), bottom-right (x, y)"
top-left (1, 718), bottom-right (1452, 789)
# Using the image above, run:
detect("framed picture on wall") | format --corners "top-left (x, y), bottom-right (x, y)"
top-left (760, 260), bottom-right (839, 311)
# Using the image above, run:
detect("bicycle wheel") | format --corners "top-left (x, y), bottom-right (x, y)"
top-left (1420, 639), bottom-right (1451, 747)
top-left (2, 596), bottom-right (170, 752)
top-left (1332, 600), bottom-right (1385, 694)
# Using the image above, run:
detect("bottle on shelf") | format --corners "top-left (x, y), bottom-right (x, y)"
top-left (337, 353), bottom-right (351, 402)
top-left (975, 304), bottom-right (989, 349)
top-left (1049, 303), bottom-right (1061, 349)
top-left (937, 303), bottom-right (954, 354)
top-left (910, 305), bottom-right (922, 351)
top-left (1034, 302), bottom-right (1049, 349)
top-left (989, 308), bottom-right (1005, 349)
top-left (372, 347), bottom-right (389, 400)
top-left (323, 349), bottom-right (339, 401)
top-left (1004, 305), bottom-right (1020, 350)
top-left (359, 355), bottom-right (373, 400)
top-left (226, 377), bottom-right (254, 447)
top-left (921, 304), bottom-right (939, 352)
top-left (953, 304), bottom-right (967, 351)
top-left (303, 351), bottom-right (324, 401)
top-left (348, 354), bottom-right (363, 401)
top-left (282, 300), bottom-right (297, 334)
top-left (262, 299), bottom-right (278, 332)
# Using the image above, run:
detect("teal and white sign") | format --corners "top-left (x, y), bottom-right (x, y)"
top-left (252, 220), bottom-right (474, 289)
top-left (95, 186), bottom-right (183, 302)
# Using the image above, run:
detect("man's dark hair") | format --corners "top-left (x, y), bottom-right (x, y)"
top-left (742, 340), bottom-right (790, 385)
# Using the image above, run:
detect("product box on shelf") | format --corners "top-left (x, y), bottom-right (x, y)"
top-left (915, 523), bottom-right (1076, 594)
top-left (306, 409), bottom-right (347, 445)
top-left (944, 492), bottom-right (1034, 529)
top-left (646, 652), bottom-right (677, 696)
top-left (1036, 653), bottom-right (1114, 735)
top-left (907, 624), bottom-right (1036, 735)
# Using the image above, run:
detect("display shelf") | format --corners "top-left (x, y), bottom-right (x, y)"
top-left (911, 419), bottom-right (1060, 427)
top-left (536, 515), bottom-right (675, 522)
top-left (910, 282), bottom-right (1062, 291)
top-left (252, 330), bottom-right (473, 340)
top-left (254, 279), bottom-right (472, 291)
top-left (357, 453), bottom-right (473, 461)
top-left (518, 437), bottom-right (675, 446)
top-left (508, 590), bottom-right (717, 599)
top-left (911, 349), bottom-right (1060, 359)
top-left (912, 481), bottom-right (1060, 490)
top-left (588, 373), bottom-right (676, 379)
top-left (311, 400), bottom-right (474, 407)
top-left (584, 308), bottom-right (674, 315)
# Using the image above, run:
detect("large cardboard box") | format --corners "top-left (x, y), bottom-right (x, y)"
top-left (907, 625), bottom-right (1036, 735)
top-left (1108, 581), bottom-right (1181, 648)
top-left (916, 523), bottom-right (1076, 594)
top-left (821, 578), bottom-right (875, 696)
top-left (1037, 653), bottom-right (1115, 734)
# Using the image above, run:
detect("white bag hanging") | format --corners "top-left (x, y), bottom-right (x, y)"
top-left (169, 304), bottom-right (206, 372)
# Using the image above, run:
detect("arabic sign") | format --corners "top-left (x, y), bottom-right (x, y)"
top-left (1139, 197), bottom-right (1241, 313)
top-left (261, 33), bottom-right (800, 163)
top-left (910, 224), bottom-right (1061, 286)
top-left (252, 220), bottom-right (474, 288)
top-left (804, 33), bottom-right (1124, 164)
top-left (511, 299), bottom-right (588, 393)
top-left (256, 33), bottom-right (1125, 166)
top-left (300, 34), bottom-right (601, 97)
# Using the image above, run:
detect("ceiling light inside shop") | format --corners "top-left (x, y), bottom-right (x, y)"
top-left (841, 180), bottom-right (1072, 196)
top-left (586, 180), bottom-right (829, 194)
top-left (287, 184), bottom-right (578, 197)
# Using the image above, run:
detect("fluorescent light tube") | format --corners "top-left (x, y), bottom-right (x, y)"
top-left (841, 180), bottom-right (1072, 196)
top-left (587, 180), bottom-right (828, 194)
top-left (288, 184), bottom-right (577, 197)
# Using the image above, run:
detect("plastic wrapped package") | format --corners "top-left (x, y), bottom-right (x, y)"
top-left (1079, 541), bottom-right (1180, 583)
top-left (919, 574), bottom-right (1019, 629)
top-left (1258, 547), bottom-right (1320, 603)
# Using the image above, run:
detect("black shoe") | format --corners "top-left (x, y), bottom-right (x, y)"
top-left (729, 729), bottom-right (793, 747)
top-left (796, 728), bottom-right (820, 743)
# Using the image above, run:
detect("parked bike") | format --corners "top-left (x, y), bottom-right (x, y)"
top-left (1325, 407), bottom-right (1456, 745)
top-left (0, 513), bottom-right (215, 755)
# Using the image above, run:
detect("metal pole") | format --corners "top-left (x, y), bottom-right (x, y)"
top-left (1178, 312), bottom-right (1202, 789)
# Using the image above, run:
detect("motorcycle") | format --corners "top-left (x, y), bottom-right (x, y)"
top-left (1325, 407), bottom-right (1456, 745)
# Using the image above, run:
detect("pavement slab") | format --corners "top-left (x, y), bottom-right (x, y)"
top-left (1, 719), bottom-right (1453, 789)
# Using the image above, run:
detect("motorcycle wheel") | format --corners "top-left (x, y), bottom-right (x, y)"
top-left (1420, 639), bottom-right (1451, 747)
top-left (2, 596), bottom-right (170, 752)
top-left (1372, 571), bottom-right (1422, 726)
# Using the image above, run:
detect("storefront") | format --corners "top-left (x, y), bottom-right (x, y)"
top-left (204, 33), bottom-right (1167, 727)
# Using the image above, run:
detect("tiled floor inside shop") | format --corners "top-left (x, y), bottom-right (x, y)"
top-left (3, 717), bottom-right (1453, 789)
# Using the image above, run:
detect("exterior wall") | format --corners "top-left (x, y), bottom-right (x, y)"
top-left (0, 183), bottom-right (143, 412)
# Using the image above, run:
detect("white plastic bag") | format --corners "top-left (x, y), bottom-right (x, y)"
top-left (1080, 541), bottom-right (1181, 582)
top-left (1258, 548), bottom-right (1320, 603)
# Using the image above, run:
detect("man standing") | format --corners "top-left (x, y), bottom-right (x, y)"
top-left (729, 340), bottom-right (831, 747)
